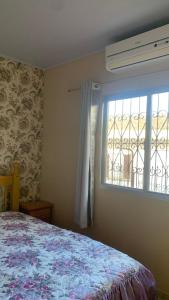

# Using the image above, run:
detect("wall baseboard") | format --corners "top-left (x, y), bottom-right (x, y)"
top-left (158, 290), bottom-right (169, 300)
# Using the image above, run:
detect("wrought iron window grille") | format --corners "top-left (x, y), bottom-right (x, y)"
top-left (102, 91), bottom-right (169, 195)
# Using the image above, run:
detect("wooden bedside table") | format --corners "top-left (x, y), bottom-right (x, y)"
top-left (20, 200), bottom-right (53, 223)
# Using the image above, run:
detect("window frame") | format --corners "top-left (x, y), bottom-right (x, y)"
top-left (101, 87), bottom-right (169, 200)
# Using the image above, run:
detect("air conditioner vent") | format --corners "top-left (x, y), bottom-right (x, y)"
top-left (105, 24), bottom-right (169, 72)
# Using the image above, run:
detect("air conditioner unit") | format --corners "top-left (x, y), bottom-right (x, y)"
top-left (105, 24), bottom-right (169, 72)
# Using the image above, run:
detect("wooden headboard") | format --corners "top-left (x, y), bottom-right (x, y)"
top-left (0, 162), bottom-right (20, 211)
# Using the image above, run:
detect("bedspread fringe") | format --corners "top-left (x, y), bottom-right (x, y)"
top-left (102, 267), bottom-right (157, 300)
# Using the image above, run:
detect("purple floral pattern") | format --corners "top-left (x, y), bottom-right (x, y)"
top-left (35, 227), bottom-right (64, 236)
top-left (3, 234), bottom-right (33, 247)
top-left (0, 212), bottom-right (156, 300)
top-left (4, 273), bottom-right (54, 300)
top-left (3, 250), bottom-right (40, 268)
top-left (42, 239), bottom-right (73, 252)
top-left (2, 223), bottom-right (29, 231)
top-left (52, 257), bottom-right (91, 276)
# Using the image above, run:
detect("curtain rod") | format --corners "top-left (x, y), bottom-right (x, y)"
top-left (67, 67), bottom-right (169, 93)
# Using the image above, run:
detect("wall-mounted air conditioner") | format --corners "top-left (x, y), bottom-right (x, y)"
top-left (105, 24), bottom-right (169, 72)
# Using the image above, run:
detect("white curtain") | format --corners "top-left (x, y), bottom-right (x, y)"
top-left (75, 80), bottom-right (100, 229)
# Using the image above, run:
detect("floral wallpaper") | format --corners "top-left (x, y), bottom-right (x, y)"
top-left (0, 57), bottom-right (44, 202)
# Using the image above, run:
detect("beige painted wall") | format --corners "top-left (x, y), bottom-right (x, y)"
top-left (41, 51), bottom-right (169, 294)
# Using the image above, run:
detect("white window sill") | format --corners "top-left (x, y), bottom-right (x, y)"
top-left (100, 182), bottom-right (169, 201)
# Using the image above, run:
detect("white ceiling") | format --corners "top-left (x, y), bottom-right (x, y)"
top-left (0, 0), bottom-right (169, 69)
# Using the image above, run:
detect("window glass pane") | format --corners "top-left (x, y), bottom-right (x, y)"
top-left (150, 92), bottom-right (169, 194)
top-left (105, 96), bottom-right (147, 189)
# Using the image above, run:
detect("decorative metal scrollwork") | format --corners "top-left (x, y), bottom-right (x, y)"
top-left (105, 92), bottom-right (169, 194)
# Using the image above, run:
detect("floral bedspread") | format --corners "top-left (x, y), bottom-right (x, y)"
top-left (0, 212), bottom-right (156, 300)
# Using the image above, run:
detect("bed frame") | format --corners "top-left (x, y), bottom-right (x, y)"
top-left (0, 162), bottom-right (20, 211)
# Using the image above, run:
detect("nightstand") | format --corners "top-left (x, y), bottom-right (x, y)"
top-left (20, 200), bottom-right (53, 223)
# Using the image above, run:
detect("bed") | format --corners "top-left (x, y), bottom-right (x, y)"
top-left (0, 164), bottom-right (156, 300)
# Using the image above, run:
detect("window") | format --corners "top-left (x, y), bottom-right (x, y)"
top-left (102, 91), bottom-right (169, 195)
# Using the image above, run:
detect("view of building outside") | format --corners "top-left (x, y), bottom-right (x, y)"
top-left (105, 92), bottom-right (169, 194)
